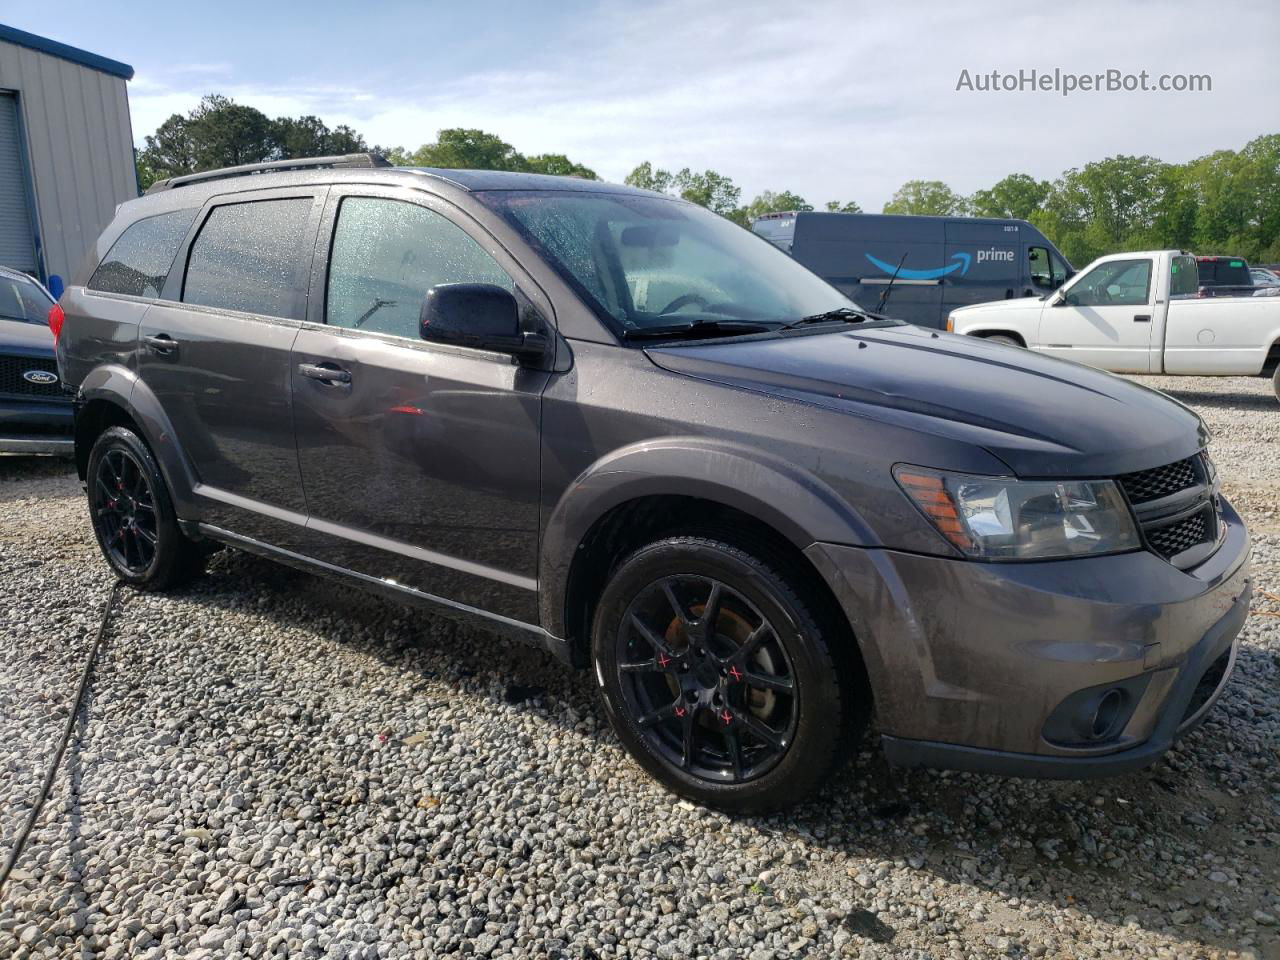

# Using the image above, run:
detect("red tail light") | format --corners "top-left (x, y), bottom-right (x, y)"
top-left (48, 303), bottom-right (65, 344)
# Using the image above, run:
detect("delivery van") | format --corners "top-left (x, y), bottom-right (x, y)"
top-left (752, 212), bottom-right (1074, 329)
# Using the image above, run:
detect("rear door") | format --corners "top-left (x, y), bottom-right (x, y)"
top-left (289, 185), bottom-right (551, 623)
top-left (1037, 256), bottom-right (1155, 372)
top-left (143, 187), bottom-right (324, 544)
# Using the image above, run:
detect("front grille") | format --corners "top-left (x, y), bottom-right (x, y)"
top-left (1117, 456), bottom-right (1200, 504)
top-left (1147, 509), bottom-right (1210, 561)
top-left (0, 355), bottom-right (62, 398)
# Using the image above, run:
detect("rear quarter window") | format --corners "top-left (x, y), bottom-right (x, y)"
top-left (87, 209), bottom-right (197, 298)
top-left (182, 198), bottom-right (313, 317)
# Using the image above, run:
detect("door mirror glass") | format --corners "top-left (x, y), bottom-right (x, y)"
top-left (420, 282), bottom-right (535, 355)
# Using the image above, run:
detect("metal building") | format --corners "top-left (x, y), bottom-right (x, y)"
top-left (0, 24), bottom-right (136, 289)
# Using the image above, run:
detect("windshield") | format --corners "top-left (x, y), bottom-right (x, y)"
top-left (0, 273), bottom-right (53, 324)
top-left (478, 191), bottom-right (862, 339)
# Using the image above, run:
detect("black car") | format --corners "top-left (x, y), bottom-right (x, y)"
top-left (56, 155), bottom-right (1249, 812)
top-left (0, 266), bottom-right (72, 455)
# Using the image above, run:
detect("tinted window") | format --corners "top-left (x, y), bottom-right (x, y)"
top-left (0, 273), bottom-right (52, 323)
top-left (326, 197), bottom-right (513, 339)
top-left (1171, 255), bottom-right (1199, 296)
top-left (1027, 245), bottom-right (1069, 290)
top-left (88, 209), bottom-right (196, 298)
top-left (1196, 259), bottom-right (1251, 287)
top-left (183, 199), bottom-right (312, 317)
top-left (1064, 259), bottom-right (1152, 307)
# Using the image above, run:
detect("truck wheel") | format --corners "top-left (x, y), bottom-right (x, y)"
top-left (86, 426), bottom-right (205, 590)
top-left (591, 536), bottom-right (866, 813)
top-left (985, 335), bottom-right (1021, 347)
top-left (1273, 365), bottom-right (1280, 403)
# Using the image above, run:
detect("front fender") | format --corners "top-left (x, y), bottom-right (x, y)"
top-left (538, 436), bottom-right (877, 638)
top-left (77, 364), bottom-right (199, 516)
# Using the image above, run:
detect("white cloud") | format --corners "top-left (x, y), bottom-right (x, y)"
top-left (126, 0), bottom-right (1276, 210)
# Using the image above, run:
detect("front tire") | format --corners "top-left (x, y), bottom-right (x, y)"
top-left (86, 426), bottom-right (204, 590)
top-left (592, 537), bottom-right (866, 813)
top-left (1272, 365), bottom-right (1280, 403)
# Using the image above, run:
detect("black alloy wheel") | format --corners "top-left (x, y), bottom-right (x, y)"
top-left (593, 537), bottom-right (864, 813)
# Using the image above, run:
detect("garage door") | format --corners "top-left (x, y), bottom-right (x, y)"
top-left (0, 92), bottom-right (37, 273)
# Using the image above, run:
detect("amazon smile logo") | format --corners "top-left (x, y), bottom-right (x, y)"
top-left (864, 247), bottom-right (1016, 280)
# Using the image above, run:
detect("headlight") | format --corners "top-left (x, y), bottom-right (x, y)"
top-left (894, 466), bottom-right (1140, 560)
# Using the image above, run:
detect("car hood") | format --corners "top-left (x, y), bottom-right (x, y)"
top-left (952, 295), bottom-right (1049, 316)
top-left (0, 317), bottom-right (55, 357)
top-left (646, 323), bottom-right (1206, 477)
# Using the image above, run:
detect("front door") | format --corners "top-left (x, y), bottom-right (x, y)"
top-left (143, 189), bottom-right (324, 543)
top-left (290, 188), bottom-right (550, 623)
top-left (1036, 256), bottom-right (1155, 373)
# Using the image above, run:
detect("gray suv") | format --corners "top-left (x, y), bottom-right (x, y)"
top-left (56, 155), bottom-right (1251, 812)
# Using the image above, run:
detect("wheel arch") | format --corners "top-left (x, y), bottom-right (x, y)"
top-left (970, 329), bottom-right (1027, 347)
top-left (540, 438), bottom-right (875, 668)
top-left (75, 365), bottom-right (198, 515)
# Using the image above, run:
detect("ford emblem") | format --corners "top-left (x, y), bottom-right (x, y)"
top-left (23, 369), bottom-right (58, 385)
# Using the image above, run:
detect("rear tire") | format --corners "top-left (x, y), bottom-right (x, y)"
top-left (1272, 365), bottom-right (1280, 403)
top-left (86, 426), bottom-right (205, 590)
top-left (591, 536), bottom-right (866, 814)
top-left (985, 334), bottom-right (1021, 347)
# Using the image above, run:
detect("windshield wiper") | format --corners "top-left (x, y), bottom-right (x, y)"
top-left (778, 306), bottom-right (873, 330)
top-left (620, 319), bottom-right (777, 341)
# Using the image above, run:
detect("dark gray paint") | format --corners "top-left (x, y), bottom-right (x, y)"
top-left (57, 166), bottom-right (1251, 776)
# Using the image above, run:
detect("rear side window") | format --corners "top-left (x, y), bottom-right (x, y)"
top-left (325, 197), bottom-right (513, 340)
top-left (1170, 255), bottom-right (1199, 296)
top-left (87, 209), bottom-right (196, 298)
top-left (183, 198), bottom-right (313, 317)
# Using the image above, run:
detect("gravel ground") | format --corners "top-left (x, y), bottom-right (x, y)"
top-left (0, 374), bottom-right (1277, 960)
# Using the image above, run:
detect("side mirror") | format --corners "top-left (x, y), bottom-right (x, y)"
top-left (419, 283), bottom-right (546, 360)
top-left (1051, 291), bottom-right (1070, 307)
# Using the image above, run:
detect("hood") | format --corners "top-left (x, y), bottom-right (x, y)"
top-left (952, 295), bottom-right (1049, 316)
top-left (0, 317), bottom-right (56, 357)
top-left (646, 324), bottom-right (1206, 477)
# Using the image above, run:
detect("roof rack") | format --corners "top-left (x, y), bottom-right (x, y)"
top-left (145, 153), bottom-right (391, 194)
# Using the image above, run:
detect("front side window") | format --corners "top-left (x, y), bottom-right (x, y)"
top-left (326, 197), bottom-right (514, 340)
top-left (88, 209), bottom-right (197, 298)
top-left (478, 190), bottom-right (860, 339)
top-left (1028, 245), bottom-right (1069, 290)
top-left (183, 198), bottom-right (312, 317)
top-left (1063, 258), bottom-right (1152, 307)
top-left (0, 273), bottom-right (52, 323)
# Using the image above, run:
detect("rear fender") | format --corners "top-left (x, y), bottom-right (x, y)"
top-left (77, 364), bottom-right (198, 516)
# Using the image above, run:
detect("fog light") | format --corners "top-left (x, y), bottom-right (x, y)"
top-left (1090, 689), bottom-right (1125, 740)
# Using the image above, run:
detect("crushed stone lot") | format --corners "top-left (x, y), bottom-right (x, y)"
top-left (1, 375), bottom-right (1277, 960)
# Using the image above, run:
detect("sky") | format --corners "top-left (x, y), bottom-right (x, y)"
top-left (5, 0), bottom-right (1277, 210)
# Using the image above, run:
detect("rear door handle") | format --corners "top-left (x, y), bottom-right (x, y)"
top-left (1134, 314), bottom-right (1152, 323)
top-left (298, 362), bottom-right (352, 385)
top-left (143, 334), bottom-right (178, 355)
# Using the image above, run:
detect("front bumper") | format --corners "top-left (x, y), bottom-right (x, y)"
top-left (806, 495), bottom-right (1252, 778)
top-left (0, 398), bottom-right (73, 455)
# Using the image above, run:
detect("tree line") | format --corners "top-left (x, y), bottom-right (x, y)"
top-left (137, 96), bottom-right (1279, 265)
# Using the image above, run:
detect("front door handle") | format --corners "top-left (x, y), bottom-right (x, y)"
top-left (1134, 314), bottom-right (1152, 323)
top-left (298, 362), bottom-right (352, 385)
top-left (143, 334), bottom-right (178, 355)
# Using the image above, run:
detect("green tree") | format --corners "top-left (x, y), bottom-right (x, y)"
top-left (409, 128), bottom-right (525, 170)
top-left (523, 153), bottom-right (598, 179)
top-left (969, 173), bottom-right (1050, 221)
top-left (882, 180), bottom-right (969, 216)
top-left (624, 161), bottom-right (676, 193)
top-left (743, 190), bottom-right (812, 220)
top-left (824, 200), bottom-right (862, 213)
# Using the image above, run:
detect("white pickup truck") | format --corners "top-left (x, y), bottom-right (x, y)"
top-left (947, 249), bottom-right (1280, 400)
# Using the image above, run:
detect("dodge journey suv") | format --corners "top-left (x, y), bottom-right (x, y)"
top-left (55, 154), bottom-right (1251, 812)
